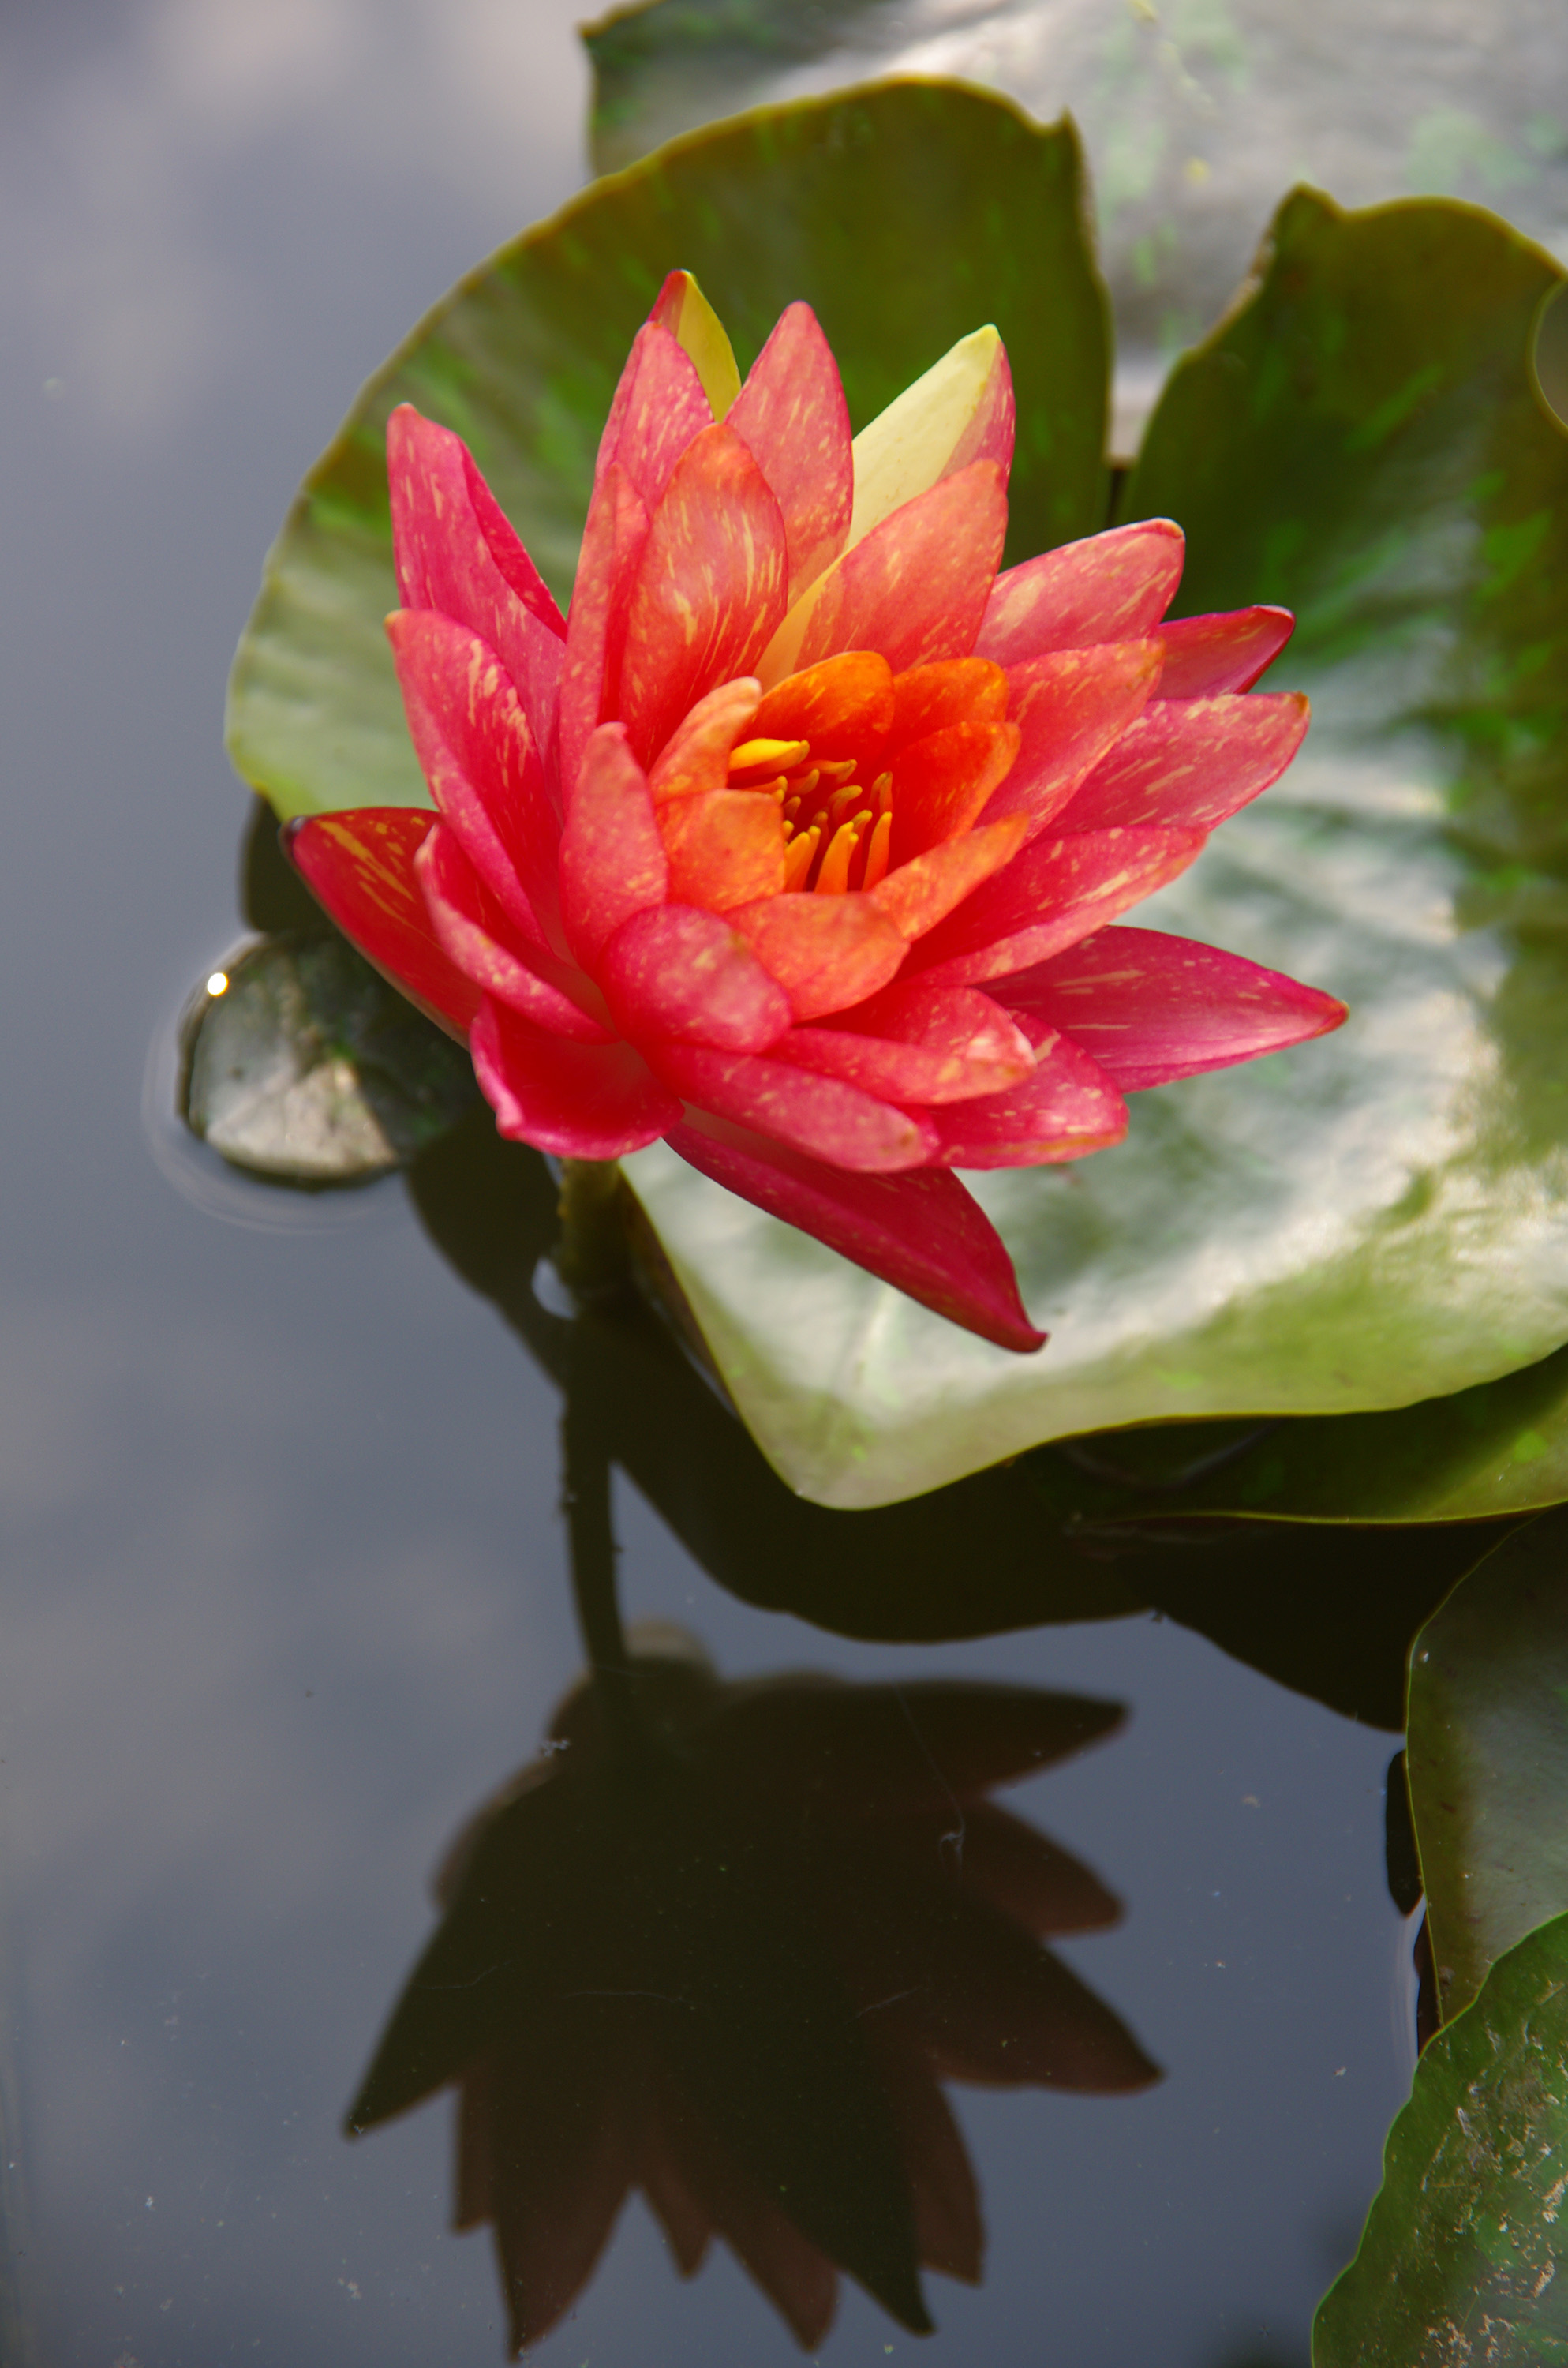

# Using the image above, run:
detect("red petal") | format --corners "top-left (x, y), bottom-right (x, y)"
top-left (599, 902), bottom-right (791, 1052)
top-left (558, 723), bottom-right (669, 967)
top-left (986, 641), bottom-right (1165, 840)
top-left (994, 924), bottom-right (1347, 1089)
top-left (778, 982), bottom-right (1035, 1103)
top-left (1156, 605), bottom-right (1295, 697)
top-left (658, 789), bottom-right (785, 910)
top-left (666, 1118), bottom-right (1046, 1351)
top-left (653, 1044), bottom-right (935, 1170)
top-left (975, 519), bottom-right (1184, 666)
top-left (470, 999), bottom-right (679, 1156)
top-left (727, 302), bottom-right (853, 598)
top-left (946, 337), bottom-right (1015, 480)
top-left (386, 609), bottom-right (561, 953)
top-left (909, 826), bottom-right (1207, 988)
top-left (387, 407), bottom-right (564, 743)
top-left (592, 319), bottom-right (713, 510)
top-left (752, 650), bottom-right (894, 775)
top-left (772, 462), bottom-right (1008, 684)
top-left (286, 808), bottom-right (479, 1036)
top-left (1060, 693), bottom-right (1310, 830)
top-left (618, 423), bottom-right (790, 768)
top-left (647, 677), bottom-right (761, 804)
top-left (869, 818), bottom-right (1026, 942)
top-left (559, 465), bottom-right (649, 798)
top-left (886, 658), bottom-right (1007, 755)
top-left (414, 826), bottom-right (612, 1042)
top-left (728, 892), bottom-right (907, 1019)
top-left (889, 720), bottom-right (1021, 865)
top-left (926, 1032), bottom-right (1127, 1167)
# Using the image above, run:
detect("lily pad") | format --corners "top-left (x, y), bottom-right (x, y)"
top-left (182, 934), bottom-right (476, 1184)
top-left (1313, 1908), bottom-right (1568, 2367)
top-left (226, 81), bottom-right (1108, 824)
top-left (623, 178), bottom-right (1568, 1507)
top-left (1405, 1508), bottom-right (1568, 2025)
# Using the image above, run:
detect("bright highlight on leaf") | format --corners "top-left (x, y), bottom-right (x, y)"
top-left (286, 270), bottom-right (1342, 1349)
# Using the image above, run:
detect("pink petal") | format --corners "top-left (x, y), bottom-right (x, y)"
top-left (666, 1118), bottom-right (1046, 1351)
top-left (558, 723), bottom-right (669, 968)
top-left (618, 424), bottom-right (790, 768)
top-left (945, 338), bottom-right (1015, 480)
top-left (658, 789), bottom-right (785, 910)
top-left (599, 902), bottom-right (791, 1052)
top-left (994, 924), bottom-right (1347, 1089)
top-left (653, 1044), bottom-right (936, 1170)
top-left (286, 808), bottom-right (480, 1036)
top-left (728, 892), bottom-right (907, 1019)
top-left (925, 1032), bottom-right (1127, 1167)
top-left (727, 302), bottom-right (853, 599)
top-left (591, 319), bottom-right (714, 510)
top-left (414, 826), bottom-right (612, 1043)
top-left (559, 464), bottom-right (649, 799)
top-left (387, 407), bottom-right (565, 745)
top-left (870, 818), bottom-right (1027, 943)
top-left (647, 677), bottom-right (761, 804)
top-left (470, 999), bottom-right (679, 1157)
top-left (1156, 605), bottom-right (1295, 697)
top-left (909, 826), bottom-right (1207, 989)
top-left (386, 609), bottom-right (561, 954)
top-left (778, 981), bottom-right (1035, 1104)
top-left (1059, 693), bottom-right (1309, 830)
top-left (777, 461), bottom-right (1008, 683)
top-left (986, 640), bottom-right (1165, 840)
top-left (975, 519), bottom-right (1184, 666)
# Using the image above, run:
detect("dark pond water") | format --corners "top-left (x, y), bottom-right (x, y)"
top-left (1, 6), bottom-right (1424, 2362)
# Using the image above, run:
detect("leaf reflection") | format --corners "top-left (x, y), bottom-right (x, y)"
top-left (346, 1637), bottom-right (1156, 2352)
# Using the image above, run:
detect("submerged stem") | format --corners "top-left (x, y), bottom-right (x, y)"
top-left (560, 1327), bottom-right (645, 1764)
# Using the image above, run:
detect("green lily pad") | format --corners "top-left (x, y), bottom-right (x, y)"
top-left (624, 179), bottom-right (1568, 1508)
top-left (181, 934), bottom-right (476, 1184)
top-left (1405, 1508), bottom-right (1568, 2025)
top-left (225, 81), bottom-right (1107, 823)
top-left (1313, 1909), bottom-right (1568, 2367)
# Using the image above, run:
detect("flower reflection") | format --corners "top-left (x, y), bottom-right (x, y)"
top-left (347, 1635), bottom-right (1157, 2352)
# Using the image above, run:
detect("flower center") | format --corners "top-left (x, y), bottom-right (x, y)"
top-left (725, 735), bottom-right (894, 895)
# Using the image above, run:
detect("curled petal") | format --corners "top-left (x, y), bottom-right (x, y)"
top-left (619, 424), bottom-right (791, 767)
top-left (387, 407), bottom-right (565, 740)
top-left (925, 1032), bottom-right (1127, 1167)
top-left (889, 720), bottom-right (1021, 866)
top-left (869, 817), bottom-right (1027, 942)
top-left (728, 302), bottom-right (854, 598)
top-left (653, 1044), bottom-right (936, 1170)
top-left (658, 789), bottom-right (785, 910)
top-left (414, 827), bottom-right (611, 1043)
top-left (592, 319), bottom-right (714, 510)
top-left (599, 903), bottom-right (791, 1053)
top-left (1155, 605), bottom-right (1295, 697)
top-left (728, 891), bottom-right (907, 1019)
top-left (286, 808), bottom-right (479, 1036)
top-left (559, 466), bottom-right (649, 796)
top-left (753, 650), bottom-right (894, 774)
top-left (386, 609), bottom-right (560, 953)
top-left (471, 999), bottom-right (679, 1158)
top-left (1060, 693), bottom-right (1309, 831)
top-left (987, 641), bottom-right (1165, 840)
top-left (666, 1118), bottom-right (1046, 1352)
top-left (975, 519), bottom-right (1184, 666)
top-left (779, 982), bottom-right (1035, 1104)
top-left (910, 826), bottom-right (1207, 988)
top-left (559, 724), bottom-right (668, 967)
top-left (647, 677), bottom-right (761, 805)
top-left (994, 924), bottom-right (1347, 1090)
top-left (762, 463), bottom-right (1008, 688)
top-left (848, 328), bottom-right (1013, 549)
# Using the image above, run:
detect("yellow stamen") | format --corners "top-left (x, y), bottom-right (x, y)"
top-left (816, 757), bottom-right (859, 788)
top-left (814, 817), bottom-right (865, 896)
top-left (728, 736), bottom-right (810, 775)
top-left (782, 826), bottom-right (821, 891)
top-left (871, 772), bottom-right (893, 811)
top-left (860, 808), bottom-right (893, 890)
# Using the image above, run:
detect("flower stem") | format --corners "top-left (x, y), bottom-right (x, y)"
top-left (560, 1326), bottom-right (644, 1764)
top-left (552, 1158), bottom-right (630, 1303)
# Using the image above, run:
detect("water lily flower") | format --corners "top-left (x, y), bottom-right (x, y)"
top-left (288, 272), bottom-right (1345, 1351)
top-left (346, 1643), bottom-right (1156, 2354)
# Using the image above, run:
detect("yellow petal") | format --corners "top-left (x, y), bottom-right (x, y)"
top-left (650, 270), bottom-right (742, 422)
top-left (848, 326), bottom-right (1003, 548)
